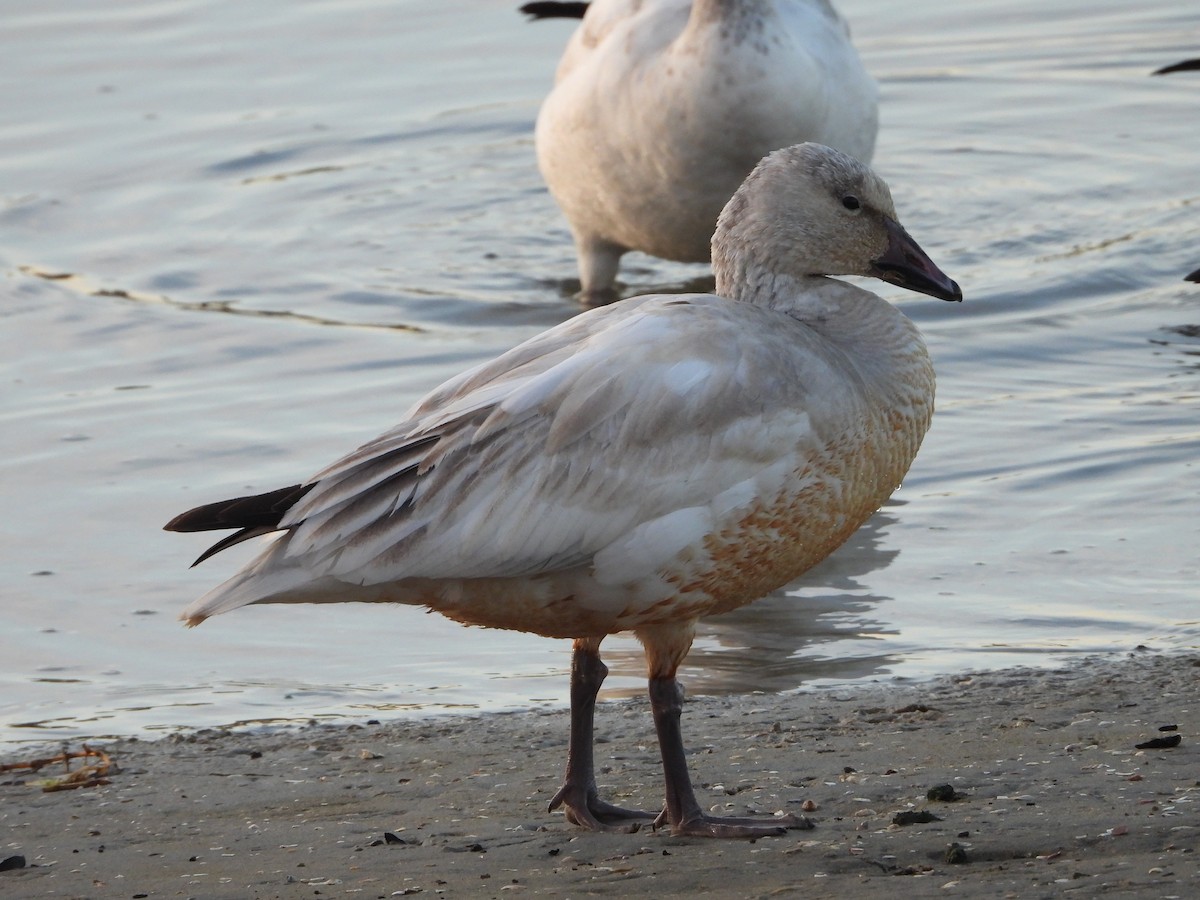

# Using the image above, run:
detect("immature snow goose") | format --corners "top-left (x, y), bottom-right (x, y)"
top-left (166, 143), bottom-right (961, 838)
top-left (532, 0), bottom-right (878, 303)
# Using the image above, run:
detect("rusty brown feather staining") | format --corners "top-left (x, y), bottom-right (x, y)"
top-left (695, 497), bottom-right (860, 616)
top-left (635, 620), bottom-right (699, 680)
top-left (680, 430), bottom-right (911, 618)
top-left (402, 409), bottom-right (922, 644)
top-left (628, 596), bottom-right (711, 629)
top-left (423, 586), bottom-right (602, 638)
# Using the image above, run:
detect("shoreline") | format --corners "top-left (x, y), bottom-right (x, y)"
top-left (2, 650), bottom-right (1197, 897)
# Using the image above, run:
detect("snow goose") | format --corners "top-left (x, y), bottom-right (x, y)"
top-left (166, 143), bottom-right (961, 838)
top-left (532, 0), bottom-right (879, 303)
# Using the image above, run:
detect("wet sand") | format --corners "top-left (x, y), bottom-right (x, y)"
top-left (2, 651), bottom-right (1197, 898)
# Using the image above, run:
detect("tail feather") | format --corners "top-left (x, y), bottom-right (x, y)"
top-left (180, 545), bottom-right (329, 626)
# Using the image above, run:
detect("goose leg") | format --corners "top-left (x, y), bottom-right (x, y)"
top-left (574, 235), bottom-right (625, 306)
top-left (647, 674), bottom-right (805, 838)
top-left (548, 638), bottom-right (657, 831)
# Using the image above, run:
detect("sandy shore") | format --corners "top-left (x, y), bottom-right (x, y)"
top-left (2, 651), bottom-right (1197, 898)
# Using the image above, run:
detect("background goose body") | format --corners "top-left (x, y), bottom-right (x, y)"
top-left (534, 0), bottom-right (878, 301)
top-left (169, 144), bottom-right (960, 837)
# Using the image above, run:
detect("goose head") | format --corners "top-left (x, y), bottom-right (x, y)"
top-left (712, 143), bottom-right (962, 304)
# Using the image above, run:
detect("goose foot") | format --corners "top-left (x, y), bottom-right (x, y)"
top-left (548, 783), bottom-right (657, 832)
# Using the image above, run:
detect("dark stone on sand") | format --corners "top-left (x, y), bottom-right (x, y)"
top-left (892, 810), bottom-right (942, 826)
top-left (926, 784), bottom-right (964, 802)
top-left (945, 842), bottom-right (969, 864)
top-left (1135, 734), bottom-right (1182, 750)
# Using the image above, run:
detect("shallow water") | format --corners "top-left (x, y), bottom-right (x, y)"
top-left (2, 0), bottom-right (1198, 745)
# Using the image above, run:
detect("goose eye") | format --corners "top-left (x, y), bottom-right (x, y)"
top-left (841, 195), bottom-right (861, 211)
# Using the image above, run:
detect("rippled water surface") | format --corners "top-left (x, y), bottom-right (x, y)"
top-left (3, 0), bottom-right (1198, 744)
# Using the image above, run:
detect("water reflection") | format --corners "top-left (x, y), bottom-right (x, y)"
top-left (540, 270), bottom-right (718, 305)
top-left (1154, 325), bottom-right (1200, 374)
top-left (5, 0), bottom-right (1200, 744)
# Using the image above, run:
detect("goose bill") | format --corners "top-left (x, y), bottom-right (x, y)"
top-left (871, 217), bottom-right (963, 302)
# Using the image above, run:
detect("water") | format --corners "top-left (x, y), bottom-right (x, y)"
top-left (2, 0), bottom-right (1198, 746)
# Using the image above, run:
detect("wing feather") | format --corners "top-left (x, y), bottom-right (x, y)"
top-left (264, 295), bottom-right (858, 586)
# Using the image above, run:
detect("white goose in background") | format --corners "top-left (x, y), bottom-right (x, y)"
top-left (167, 143), bottom-right (961, 838)
top-left (531, 0), bottom-right (879, 303)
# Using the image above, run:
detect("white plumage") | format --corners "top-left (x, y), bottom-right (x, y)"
top-left (534, 0), bottom-right (879, 302)
top-left (168, 143), bottom-right (961, 837)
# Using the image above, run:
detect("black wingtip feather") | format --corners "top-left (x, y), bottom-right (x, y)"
top-left (520, 2), bottom-right (588, 20)
top-left (167, 483), bottom-right (316, 565)
top-left (189, 526), bottom-right (276, 567)
top-left (1153, 58), bottom-right (1200, 76)
top-left (165, 483), bottom-right (315, 534)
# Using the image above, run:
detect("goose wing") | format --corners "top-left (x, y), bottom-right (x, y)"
top-left (271, 295), bottom-right (844, 586)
